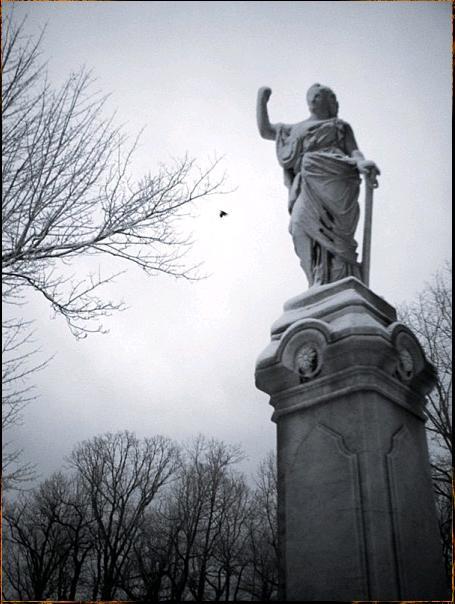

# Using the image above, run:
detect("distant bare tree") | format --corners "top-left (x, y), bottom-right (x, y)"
top-left (186, 438), bottom-right (245, 602)
top-left (242, 452), bottom-right (278, 601)
top-left (3, 472), bottom-right (91, 600)
top-left (68, 431), bottom-right (180, 600)
top-left (1, 14), bottom-right (224, 487)
top-left (118, 508), bottom-right (170, 601)
top-left (208, 473), bottom-right (251, 601)
top-left (127, 436), bottom-right (246, 601)
top-left (3, 435), bottom-right (280, 602)
top-left (43, 473), bottom-right (95, 600)
top-left (398, 262), bottom-right (452, 581)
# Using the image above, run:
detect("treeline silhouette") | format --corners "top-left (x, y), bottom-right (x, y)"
top-left (2, 431), bottom-right (278, 601)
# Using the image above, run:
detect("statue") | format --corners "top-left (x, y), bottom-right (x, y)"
top-left (257, 84), bottom-right (380, 287)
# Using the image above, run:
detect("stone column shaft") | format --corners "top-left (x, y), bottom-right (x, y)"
top-left (255, 278), bottom-right (448, 601)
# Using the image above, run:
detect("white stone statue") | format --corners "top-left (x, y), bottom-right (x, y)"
top-left (257, 84), bottom-right (380, 286)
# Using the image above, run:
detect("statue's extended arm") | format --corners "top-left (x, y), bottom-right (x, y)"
top-left (257, 87), bottom-right (278, 140)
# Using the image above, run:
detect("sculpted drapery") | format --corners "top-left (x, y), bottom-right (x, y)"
top-left (257, 84), bottom-right (379, 287)
top-left (276, 118), bottom-right (362, 284)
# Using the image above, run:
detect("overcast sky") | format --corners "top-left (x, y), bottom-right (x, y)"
top-left (4, 1), bottom-right (452, 484)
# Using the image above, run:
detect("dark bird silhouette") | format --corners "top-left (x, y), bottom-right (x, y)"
top-left (219, 210), bottom-right (228, 218)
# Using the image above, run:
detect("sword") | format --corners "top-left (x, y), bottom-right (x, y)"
top-left (361, 168), bottom-right (379, 288)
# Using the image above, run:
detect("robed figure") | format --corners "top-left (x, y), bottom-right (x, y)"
top-left (257, 84), bottom-right (379, 286)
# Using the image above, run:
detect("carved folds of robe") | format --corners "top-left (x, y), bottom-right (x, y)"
top-left (276, 118), bottom-right (362, 285)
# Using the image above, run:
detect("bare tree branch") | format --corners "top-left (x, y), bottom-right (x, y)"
top-left (67, 431), bottom-right (180, 600)
top-left (2, 13), bottom-right (227, 489)
top-left (397, 261), bottom-right (452, 582)
top-left (2, 13), bottom-right (226, 337)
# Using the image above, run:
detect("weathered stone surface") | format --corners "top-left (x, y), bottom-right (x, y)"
top-left (255, 277), bottom-right (448, 601)
top-left (256, 85), bottom-right (380, 286)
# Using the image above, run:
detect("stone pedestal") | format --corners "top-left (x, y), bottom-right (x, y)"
top-left (255, 277), bottom-right (448, 601)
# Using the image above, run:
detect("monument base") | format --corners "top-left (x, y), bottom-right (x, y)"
top-left (255, 277), bottom-right (448, 601)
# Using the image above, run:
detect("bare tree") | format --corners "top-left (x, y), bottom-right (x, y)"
top-left (42, 473), bottom-right (95, 600)
top-left (68, 430), bottom-right (180, 600)
top-left (2, 15), bottom-right (224, 336)
top-left (118, 506), bottom-right (175, 602)
top-left (398, 262), bottom-right (452, 582)
top-left (208, 473), bottom-right (251, 601)
top-left (2, 316), bottom-right (48, 488)
top-left (188, 439), bottom-right (245, 602)
top-left (241, 452), bottom-right (278, 601)
top-left (2, 14), bottom-right (224, 487)
top-left (3, 473), bottom-right (84, 600)
top-left (121, 457), bottom-right (255, 602)
top-left (3, 436), bottom-right (280, 602)
top-left (129, 436), bottom-right (246, 601)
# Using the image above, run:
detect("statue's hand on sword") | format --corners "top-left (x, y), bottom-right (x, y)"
top-left (360, 160), bottom-right (379, 287)
top-left (358, 160), bottom-right (380, 189)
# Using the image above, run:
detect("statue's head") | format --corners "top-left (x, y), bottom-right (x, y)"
top-left (306, 83), bottom-right (338, 118)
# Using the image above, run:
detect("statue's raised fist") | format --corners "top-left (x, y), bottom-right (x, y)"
top-left (258, 86), bottom-right (272, 102)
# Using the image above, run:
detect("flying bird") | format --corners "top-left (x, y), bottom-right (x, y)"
top-left (219, 210), bottom-right (228, 218)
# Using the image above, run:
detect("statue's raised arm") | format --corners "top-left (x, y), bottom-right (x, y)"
top-left (256, 86), bottom-right (278, 140)
top-left (257, 83), bottom-right (380, 288)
